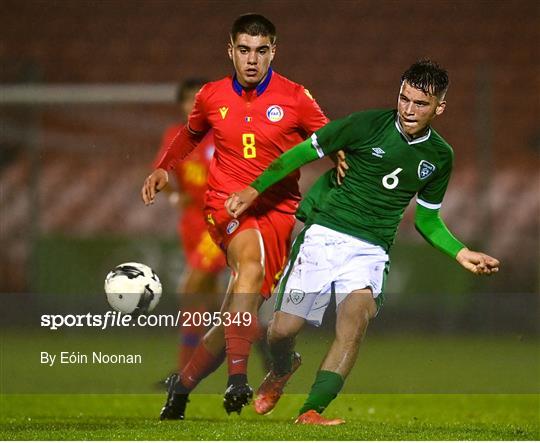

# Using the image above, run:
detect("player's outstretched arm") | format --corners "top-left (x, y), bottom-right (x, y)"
top-left (455, 248), bottom-right (500, 275)
top-left (414, 204), bottom-right (500, 276)
top-left (141, 168), bottom-right (169, 205)
top-left (225, 139), bottom-right (320, 217)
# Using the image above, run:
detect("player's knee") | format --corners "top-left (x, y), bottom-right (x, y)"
top-left (337, 305), bottom-right (372, 343)
top-left (355, 303), bottom-right (375, 328)
top-left (268, 320), bottom-right (296, 343)
top-left (344, 292), bottom-right (377, 321)
top-left (359, 303), bottom-right (375, 323)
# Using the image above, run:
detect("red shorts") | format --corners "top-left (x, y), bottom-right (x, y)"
top-left (179, 206), bottom-right (226, 273)
top-left (204, 191), bottom-right (296, 297)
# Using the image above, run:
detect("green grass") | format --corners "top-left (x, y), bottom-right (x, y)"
top-left (2, 331), bottom-right (539, 394)
top-left (1, 394), bottom-right (538, 440)
top-left (1, 331), bottom-right (538, 439)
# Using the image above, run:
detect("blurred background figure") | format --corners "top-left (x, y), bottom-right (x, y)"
top-left (152, 79), bottom-right (227, 371)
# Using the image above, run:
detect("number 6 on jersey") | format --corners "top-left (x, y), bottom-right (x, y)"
top-left (382, 168), bottom-right (403, 190)
top-left (242, 133), bottom-right (256, 159)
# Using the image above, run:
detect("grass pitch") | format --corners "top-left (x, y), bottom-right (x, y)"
top-left (1, 331), bottom-right (538, 439)
top-left (1, 394), bottom-right (538, 440)
top-left (3, 332), bottom-right (538, 394)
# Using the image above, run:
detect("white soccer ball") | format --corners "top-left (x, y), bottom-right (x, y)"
top-left (104, 262), bottom-right (162, 314)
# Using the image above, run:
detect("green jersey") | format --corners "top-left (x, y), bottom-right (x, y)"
top-left (296, 169), bottom-right (339, 223)
top-left (302, 109), bottom-right (454, 251)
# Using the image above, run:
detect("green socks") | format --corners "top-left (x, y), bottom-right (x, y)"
top-left (299, 370), bottom-right (344, 415)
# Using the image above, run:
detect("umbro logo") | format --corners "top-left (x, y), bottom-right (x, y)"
top-left (372, 147), bottom-right (385, 158)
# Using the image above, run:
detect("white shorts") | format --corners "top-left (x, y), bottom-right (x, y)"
top-left (274, 224), bottom-right (389, 327)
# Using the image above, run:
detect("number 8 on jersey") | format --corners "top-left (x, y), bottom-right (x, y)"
top-left (242, 133), bottom-right (256, 159)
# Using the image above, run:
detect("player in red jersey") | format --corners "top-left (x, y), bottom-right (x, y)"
top-left (142, 13), bottom-right (333, 418)
top-left (153, 79), bottom-right (227, 372)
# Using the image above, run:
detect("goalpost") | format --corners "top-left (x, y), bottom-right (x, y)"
top-left (0, 83), bottom-right (180, 293)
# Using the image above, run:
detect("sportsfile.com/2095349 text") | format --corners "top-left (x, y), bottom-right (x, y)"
top-left (40, 311), bottom-right (252, 330)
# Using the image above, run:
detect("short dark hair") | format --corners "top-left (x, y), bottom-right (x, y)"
top-left (401, 59), bottom-right (449, 99)
top-left (230, 13), bottom-right (276, 44)
top-left (176, 78), bottom-right (207, 103)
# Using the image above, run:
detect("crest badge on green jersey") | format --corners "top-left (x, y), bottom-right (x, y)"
top-left (418, 160), bottom-right (436, 180)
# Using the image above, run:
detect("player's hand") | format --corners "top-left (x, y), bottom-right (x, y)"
top-left (225, 186), bottom-right (259, 218)
top-left (335, 150), bottom-right (349, 185)
top-left (141, 168), bottom-right (169, 205)
top-left (456, 248), bottom-right (500, 275)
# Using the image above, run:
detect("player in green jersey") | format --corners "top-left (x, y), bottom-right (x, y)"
top-left (225, 60), bottom-right (500, 425)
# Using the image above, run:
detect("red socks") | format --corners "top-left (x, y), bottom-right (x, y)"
top-left (224, 314), bottom-right (260, 377)
top-left (179, 343), bottom-right (225, 391)
top-left (177, 313), bottom-right (260, 392)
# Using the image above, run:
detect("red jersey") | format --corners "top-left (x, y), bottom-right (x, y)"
top-left (154, 124), bottom-right (215, 208)
top-left (157, 69), bottom-right (328, 213)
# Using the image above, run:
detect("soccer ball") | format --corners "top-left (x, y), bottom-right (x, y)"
top-left (104, 262), bottom-right (162, 314)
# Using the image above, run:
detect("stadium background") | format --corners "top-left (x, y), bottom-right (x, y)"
top-left (1, 0), bottom-right (539, 397)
